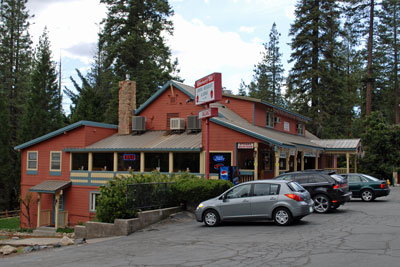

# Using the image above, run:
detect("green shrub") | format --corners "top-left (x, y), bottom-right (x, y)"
top-left (172, 177), bottom-right (233, 209)
top-left (96, 172), bottom-right (233, 222)
top-left (56, 227), bottom-right (74, 233)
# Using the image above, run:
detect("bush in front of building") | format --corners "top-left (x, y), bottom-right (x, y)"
top-left (171, 175), bottom-right (233, 211)
top-left (95, 172), bottom-right (233, 223)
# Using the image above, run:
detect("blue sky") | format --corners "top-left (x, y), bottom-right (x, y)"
top-left (27, 0), bottom-right (297, 113)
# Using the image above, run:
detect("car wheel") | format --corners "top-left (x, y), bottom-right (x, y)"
top-left (203, 209), bottom-right (220, 227)
top-left (273, 207), bottom-right (293, 226)
top-left (361, 189), bottom-right (375, 202)
top-left (313, 194), bottom-right (331, 213)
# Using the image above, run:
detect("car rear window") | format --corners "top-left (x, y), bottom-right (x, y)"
top-left (287, 182), bottom-right (306, 192)
top-left (330, 174), bottom-right (345, 182)
top-left (363, 174), bottom-right (380, 181)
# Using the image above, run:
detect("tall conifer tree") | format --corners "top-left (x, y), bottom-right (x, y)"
top-left (0, 0), bottom-right (32, 209)
top-left (98, 0), bottom-right (180, 124)
top-left (22, 28), bottom-right (64, 142)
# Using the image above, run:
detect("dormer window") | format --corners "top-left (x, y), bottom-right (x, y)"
top-left (266, 111), bottom-right (274, 128)
top-left (297, 123), bottom-right (304, 135)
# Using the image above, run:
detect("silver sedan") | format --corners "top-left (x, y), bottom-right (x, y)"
top-left (195, 180), bottom-right (314, 226)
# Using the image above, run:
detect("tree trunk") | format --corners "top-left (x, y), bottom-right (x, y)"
top-left (366, 0), bottom-right (374, 117)
top-left (394, 1), bottom-right (399, 124)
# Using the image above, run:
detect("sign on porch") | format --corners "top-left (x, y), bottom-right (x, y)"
top-left (237, 143), bottom-right (254, 149)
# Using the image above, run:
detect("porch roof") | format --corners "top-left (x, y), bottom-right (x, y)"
top-left (29, 180), bottom-right (72, 194)
top-left (310, 139), bottom-right (362, 152)
top-left (63, 130), bottom-right (202, 152)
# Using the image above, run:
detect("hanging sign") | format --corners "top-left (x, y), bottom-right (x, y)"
top-left (237, 143), bottom-right (254, 149)
top-left (195, 73), bottom-right (222, 105)
top-left (199, 107), bottom-right (218, 119)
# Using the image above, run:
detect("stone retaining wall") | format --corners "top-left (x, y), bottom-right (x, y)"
top-left (75, 206), bottom-right (182, 239)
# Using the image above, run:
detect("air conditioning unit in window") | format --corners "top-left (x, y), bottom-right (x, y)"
top-left (132, 116), bottom-right (146, 132)
top-left (187, 115), bottom-right (201, 131)
top-left (170, 118), bottom-right (185, 131)
top-left (274, 117), bottom-right (281, 123)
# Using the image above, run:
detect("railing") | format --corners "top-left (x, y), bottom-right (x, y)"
top-left (0, 209), bottom-right (20, 219)
top-left (325, 168), bottom-right (355, 174)
top-left (39, 210), bottom-right (51, 226)
top-left (58, 211), bottom-right (68, 228)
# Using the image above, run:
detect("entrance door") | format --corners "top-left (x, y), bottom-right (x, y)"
top-left (52, 194), bottom-right (65, 225)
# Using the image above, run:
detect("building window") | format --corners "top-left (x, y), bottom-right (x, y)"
top-left (173, 153), bottom-right (200, 173)
top-left (167, 113), bottom-right (179, 129)
top-left (297, 123), bottom-right (304, 135)
top-left (89, 192), bottom-right (100, 212)
top-left (118, 153), bottom-right (140, 171)
top-left (145, 153), bottom-right (169, 172)
top-left (72, 153), bottom-right (88, 170)
top-left (209, 152), bottom-right (232, 174)
top-left (93, 153), bottom-right (114, 171)
top-left (284, 121), bottom-right (290, 132)
top-left (266, 112), bottom-right (274, 128)
top-left (50, 151), bottom-right (62, 171)
top-left (27, 151), bottom-right (38, 170)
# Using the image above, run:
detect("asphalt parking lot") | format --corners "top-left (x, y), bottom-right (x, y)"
top-left (2, 187), bottom-right (400, 267)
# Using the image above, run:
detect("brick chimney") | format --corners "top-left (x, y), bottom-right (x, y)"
top-left (118, 80), bottom-right (136, 135)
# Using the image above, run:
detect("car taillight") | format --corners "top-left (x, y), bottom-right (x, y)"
top-left (381, 183), bottom-right (387, 189)
top-left (334, 183), bottom-right (347, 189)
top-left (285, 194), bottom-right (304, 201)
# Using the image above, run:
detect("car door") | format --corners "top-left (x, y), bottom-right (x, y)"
top-left (347, 174), bottom-right (362, 197)
top-left (250, 183), bottom-right (279, 219)
top-left (218, 184), bottom-right (252, 219)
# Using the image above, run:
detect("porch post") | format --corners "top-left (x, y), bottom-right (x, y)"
top-left (346, 152), bottom-right (350, 173)
top-left (36, 193), bottom-right (41, 228)
top-left (55, 192), bottom-right (60, 229)
top-left (301, 152), bottom-right (304, 171)
top-left (169, 152), bottom-right (173, 174)
top-left (286, 151), bottom-right (289, 171)
top-left (140, 152), bottom-right (145, 172)
top-left (274, 147), bottom-right (280, 177)
top-left (315, 152), bottom-right (319, 169)
top-left (294, 151), bottom-right (298, 172)
top-left (354, 154), bottom-right (357, 173)
top-left (254, 142), bottom-right (258, 180)
top-left (113, 152), bottom-right (118, 172)
top-left (88, 152), bottom-right (93, 171)
top-left (199, 151), bottom-right (205, 175)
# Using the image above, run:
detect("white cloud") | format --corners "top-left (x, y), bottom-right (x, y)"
top-left (28, 0), bottom-right (106, 64)
top-left (239, 26), bottom-right (255, 33)
top-left (168, 14), bottom-right (263, 92)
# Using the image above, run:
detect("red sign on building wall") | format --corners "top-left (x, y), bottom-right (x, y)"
top-left (195, 73), bottom-right (222, 105)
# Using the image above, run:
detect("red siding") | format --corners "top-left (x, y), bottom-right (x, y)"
top-left (19, 125), bottom-right (116, 228)
top-left (221, 96), bottom-right (254, 124)
top-left (139, 86), bottom-right (203, 130)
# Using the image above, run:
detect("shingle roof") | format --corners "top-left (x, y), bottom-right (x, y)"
top-left (29, 180), bottom-right (72, 194)
top-left (64, 131), bottom-right (202, 152)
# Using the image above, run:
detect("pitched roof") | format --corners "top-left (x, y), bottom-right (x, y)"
top-left (310, 139), bottom-right (362, 151)
top-left (29, 180), bottom-right (71, 194)
top-left (211, 103), bottom-right (322, 151)
top-left (64, 131), bottom-right (202, 152)
top-left (14, 121), bottom-right (118, 151)
top-left (134, 80), bottom-right (311, 122)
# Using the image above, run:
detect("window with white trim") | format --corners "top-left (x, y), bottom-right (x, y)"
top-left (50, 151), bottom-right (62, 171)
top-left (266, 111), bottom-right (274, 128)
top-left (27, 151), bottom-right (38, 170)
top-left (89, 192), bottom-right (100, 212)
top-left (297, 123), bottom-right (304, 135)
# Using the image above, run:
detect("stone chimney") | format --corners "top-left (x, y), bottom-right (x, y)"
top-left (118, 79), bottom-right (136, 135)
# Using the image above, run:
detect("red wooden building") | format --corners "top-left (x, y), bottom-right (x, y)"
top-left (15, 79), bottom-right (362, 229)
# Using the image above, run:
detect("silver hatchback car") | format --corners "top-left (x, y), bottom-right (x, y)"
top-left (195, 180), bottom-right (314, 226)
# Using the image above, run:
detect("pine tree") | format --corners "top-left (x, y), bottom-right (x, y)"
top-left (287, 0), bottom-right (344, 137)
top-left (22, 28), bottom-right (64, 142)
top-left (376, 0), bottom-right (400, 124)
top-left (0, 0), bottom-right (32, 209)
top-left (246, 23), bottom-right (284, 105)
top-left (98, 0), bottom-right (180, 124)
top-left (238, 80), bottom-right (247, 96)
